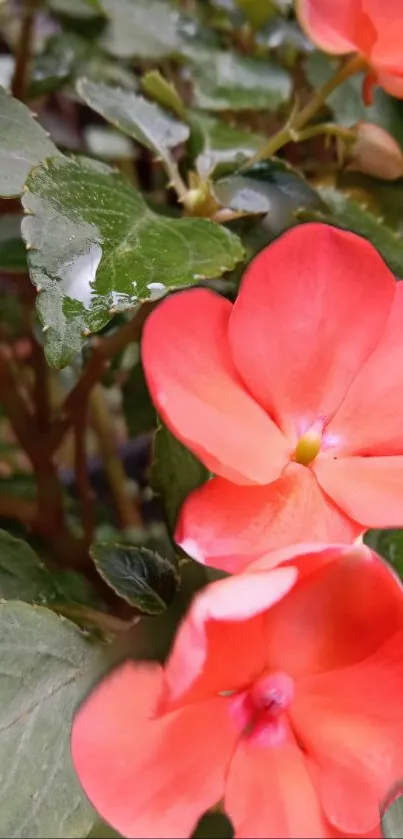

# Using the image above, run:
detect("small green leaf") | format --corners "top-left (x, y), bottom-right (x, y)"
top-left (91, 543), bottom-right (179, 613)
top-left (381, 788), bottom-right (403, 838)
top-left (151, 423), bottom-right (208, 533)
top-left (0, 601), bottom-right (97, 838)
top-left (306, 52), bottom-right (403, 144)
top-left (187, 48), bottom-right (292, 112)
top-left (99, 0), bottom-right (182, 60)
top-left (141, 70), bottom-right (187, 120)
top-left (0, 87), bottom-right (60, 198)
top-left (235, 0), bottom-right (275, 29)
top-left (77, 78), bottom-right (190, 162)
top-left (0, 528), bottom-right (102, 607)
top-left (48, 0), bottom-right (102, 16)
top-left (22, 155), bottom-right (244, 368)
top-left (190, 112), bottom-right (264, 178)
top-left (365, 529), bottom-right (403, 579)
top-left (298, 185), bottom-right (403, 277)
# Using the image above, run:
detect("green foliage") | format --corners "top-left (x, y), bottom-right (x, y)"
top-left (0, 602), bottom-right (98, 837)
top-left (91, 542), bottom-right (179, 613)
top-left (22, 155), bottom-right (244, 367)
top-left (0, 88), bottom-right (60, 198)
top-left (382, 791), bottom-right (403, 838)
top-left (151, 424), bottom-right (209, 534)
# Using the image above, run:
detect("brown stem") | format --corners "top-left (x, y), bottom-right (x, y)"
top-left (0, 492), bottom-right (37, 527)
top-left (74, 405), bottom-right (95, 548)
top-left (48, 303), bottom-right (153, 453)
top-left (11, 0), bottom-right (37, 101)
top-left (89, 385), bottom-right (143, 530)
top-left (29, 336), bottom-right (51, 434)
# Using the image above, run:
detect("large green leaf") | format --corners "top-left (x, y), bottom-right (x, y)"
top-left (77, 78), bottom-right (190, 162)
top-left (188, 48), bottom-right (292, 111)
top-left (298, 185), bottom-right (403, 277)
top-left (151, 423), bottom-right (208, 534)
top-left (306, 53), bottom-right (403, 144)
top-left (0, 601), bottom-right (97, 837)
top-left (91, 543), bottom-right (179, 613)
top-left (0, 87), bottom-right (60, 198)
top-left (99, 0), bottom-right (183, 59)
top-left (22, 155), bottom-right (244, 368)
top-left (0, 528), bottom-right (102, 607)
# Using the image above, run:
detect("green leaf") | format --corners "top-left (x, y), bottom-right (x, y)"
top-left (190, 112), bottom-right (264, 178)
top-left (0, 87), bottom-right (60, 198)
top-left (187, 48), bottom-right (292, 111)
top-left (381, 783), bottom-right (403, 839)
top-left (365, 529), bottom-right (403, 579)
top-left (77, 78), bottom-right (190, 162)
top-left (91, 543), bottom-right (179, 613)
top-left (0, 215), bottom-right (27, 272)
top-left (306, 52), bottom-right (403, 144)
top-left (0, 528), bottom-right (102, 607)
top-left (235, 0), bottom-right (275, 29)
top-left (141, 70), bottom-right (187, 120)
top-left (298, 185), bottom-right (403, 277)
top-left (22, 155), bottom-right (244, 368)
top-left (0, 601), bottom-right (97, 837)
top-left (48, 0), bottom-right (102, 16)
top-left (151, 423), bottom-right (208, 533)
top-left (99, 0), bottom-right (183, 59)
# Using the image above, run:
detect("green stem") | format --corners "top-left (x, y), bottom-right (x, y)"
top-left (243, 54), bottom-right (367, 169)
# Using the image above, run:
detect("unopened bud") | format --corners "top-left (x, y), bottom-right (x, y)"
top-left (347, 122), bottom-right (403, 181)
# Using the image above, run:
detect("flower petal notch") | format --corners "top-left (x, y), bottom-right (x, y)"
top-left (71, 544), bottom-right (403, 838)
top-left (143, 222), bottom-right (403, 571)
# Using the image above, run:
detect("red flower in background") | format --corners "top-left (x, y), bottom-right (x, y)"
top-left (142, 222), bottom-right (403, 572)
top-left (297, 0), bottom-right (403, 99)
top-left (71, 544), bottom-right (403, 838)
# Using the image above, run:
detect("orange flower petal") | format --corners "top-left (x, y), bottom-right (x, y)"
top-left (292, 631), bottom-right (403, 834)
top-left (225, 733), bottom-right (331, 838)
top-left (142, 287), bottom-right (288, 485)
top-left (71, 662), bottom-right (239, 839)
top-left (325, 284), bottom-right (403, 456)
top-left (314, 455), bottom-right (403, 528)
top-left (264, 547), bottom-right (403, 679)
top-left (176, 465), bottom-right (360, 572)
top-left (228, 224), bottom-right (394, 440)
top-left (163, 568), bottom-right (297, 707)
top-left (296, 0), bottom-right (362, 54)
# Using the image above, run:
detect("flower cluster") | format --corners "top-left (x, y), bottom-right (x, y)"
top-left (71, 220), bottom-right (403, 838)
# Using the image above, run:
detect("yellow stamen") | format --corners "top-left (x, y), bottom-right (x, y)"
top-left (294, 422), bottom-right (323, 466)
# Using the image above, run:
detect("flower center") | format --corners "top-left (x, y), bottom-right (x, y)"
top-left (293, 419), bottom-right (323, 466)
top-left (249, 671), bottom-right (295, 714)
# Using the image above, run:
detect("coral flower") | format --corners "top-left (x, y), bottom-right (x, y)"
top-left (297, 0), bottom-right (403, 99)
top-left (71, 543), bottom-right (403, 838)
top-left (142, 222), bottom-right (403, 573)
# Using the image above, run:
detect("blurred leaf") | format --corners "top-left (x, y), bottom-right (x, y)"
top-left (99, 0), bottom-right (182, 59)
top-left (235, 0), bottom-right (275, 28)
top-left (122, 358), bottom-right (156, 437)
top-left (215, 158), bottom-right (325, 245)
top-left (0, 528), bottom-right (102, 607)
top-left (381, 788), bottom-right (403, 838)
top-left (0, 215), bottom-right (27, 272)
top-left (48, 0), bottom-right (102, 16)
top-left (22, 155), bottom-right (244, 368)
top-left (0, 601), bottom-right (97, 838)
top-left (151, 423), bottom-right (208, 533)
top-left (187, 48), bottom-right (292, 111)
top-left (87, 820), bottom-right (121, 838)
top-left (0, 55), bottom-right (14, 91)
top-left (365, 529), bottom-right (403, 579)
top-left (0, 87), bottom-right (61, 198)
top-left (91, 543), bottom-right (179, 613)
top-left (298, 185), bottom-right (403, 277)
top-left (306, 53), bottom-right (403, 144)
top-left (190, 112), bottom-right (264, 178)
top-left (84, 126), bottom-right (134, 160)
top-left (141, 70), bottom-right (187, 120)
top-left (77, 79), bottom-right (190, 162)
